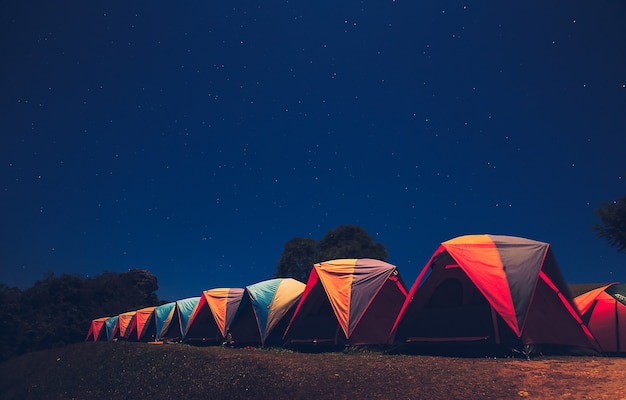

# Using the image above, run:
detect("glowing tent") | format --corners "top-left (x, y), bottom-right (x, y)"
top-left (184, 288), bottom-right (244, 345)
top-left (284, 258), bottom-right (407, 346)
top-left (85, 317), bottom-right (109, 341)
top-left (125, 306), bottom-right (157, 341)
top-left (391, 235), bottom-right (600, 355)
top-left (575, 283), bottom-right (626, 353)
top-left (229, 278), bottom-right (305, 346)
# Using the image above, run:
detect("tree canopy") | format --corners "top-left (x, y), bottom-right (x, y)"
top-left (274, 225), bottom-right (389, 282)
top-left (0, 269), bottom-right (160, 362)
top-left (593, 195), bottom-right (626, 253)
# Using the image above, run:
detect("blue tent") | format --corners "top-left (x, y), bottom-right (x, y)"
top-left (177, 297), bottom-right (200, 338)
top-left (154, 297), bottom-right (200, 341)
top-left (104, 316), bottom-right (118, 341)
top-left (229, 278), bottom-right (305, 346)
top-left (154, 302), bottom-right (176, 340)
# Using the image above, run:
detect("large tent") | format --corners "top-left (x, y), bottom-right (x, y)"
top-left (284, 258), bottom-right (407, 346)
top-left (85, 317), bottom-right (109, 342)
top-left (184, 288), bottom-right (244, 345)
top-left (153, 297), bottom-right (200, 341)
top-left (228, 278), bottom-right (305, 346)
top-left (391, 234), bottom-right (600, 355)
top-left (575, 283), bottom-right (626, 353)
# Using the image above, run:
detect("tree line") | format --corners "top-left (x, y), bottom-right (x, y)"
top-left (0, 269), bottom-right (159, 362)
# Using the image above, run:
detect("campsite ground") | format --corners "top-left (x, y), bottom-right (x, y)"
top-left (1, 342), bottom-right (624, 399)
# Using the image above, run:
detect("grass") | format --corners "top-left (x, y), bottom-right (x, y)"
top-left (1, 341), bottom-right (625, 399)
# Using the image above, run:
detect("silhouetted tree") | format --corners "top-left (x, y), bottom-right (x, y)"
top-left (274, 238), bottom-right (319, 282)
top-left (0, 268), bottom-right (161, 362)
top-left (274, 225), bottom-right (389, 282)
top-left (593, 195), bottom-right (626, 253)
top-left (318, 225), bottom-right (388, 261)
top-left (0, 284), bottom-right (25, 362)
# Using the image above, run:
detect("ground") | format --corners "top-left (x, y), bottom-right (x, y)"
top-left (0, 342), bottom-right (624, 399)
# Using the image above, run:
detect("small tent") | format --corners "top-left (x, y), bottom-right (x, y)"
top-left (153, 302), bottom-right (176, 340)
top-left (284, 258), bottom-right (407, 346)
top-left (176, 296), bottom-right (200, 339)
top-left (85, 317), bottom-right (109, 342)
top-left (104, 316), bottom-right (118, 341)
top-left (575, 283), bottom-right (626, 353)
top-left (153, 297), bottom-right (200, 341)
top-left (229, 278), bottom-right (305, 346)
top-left (184, 288), bottom-right (244, 344)
top-left (125, 306), bottom-right (157, 341)
top-left (391, 234), bottom-right (599, 355)
top-left (111, 311), bottom-right (136, 340)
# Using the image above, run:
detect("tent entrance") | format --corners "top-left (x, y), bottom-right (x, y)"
top-left (284, 283), bottom-right (347, 347)
top-left (399, 267), bottom-right (508, 345)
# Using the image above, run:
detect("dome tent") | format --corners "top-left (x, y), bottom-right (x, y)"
top-left (391, 234), bottom-right (600, 356)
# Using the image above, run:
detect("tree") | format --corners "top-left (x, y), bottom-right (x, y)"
top-left (274, 238), bottom-right (318, 282)
top-left (273, 225), bottom-right (389, 282)
top-left (0, 268), bottom-right (161, 362)
top-left (593, 195), bottom-right (626, 253)
top-left (317, 225), bottom-right (388, 262)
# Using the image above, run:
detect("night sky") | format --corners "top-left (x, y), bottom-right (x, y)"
top-left (2, 1), bottom-right (625, 301)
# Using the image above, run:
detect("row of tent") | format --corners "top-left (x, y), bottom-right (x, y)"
top-left (86, 234), bottom-right (626, 355)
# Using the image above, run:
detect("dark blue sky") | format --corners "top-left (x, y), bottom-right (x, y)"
top-left (2, 1), bottom-right (625, 301)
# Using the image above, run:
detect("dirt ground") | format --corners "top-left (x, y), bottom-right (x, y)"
top-left (1, 343), bottom-right (625, 399)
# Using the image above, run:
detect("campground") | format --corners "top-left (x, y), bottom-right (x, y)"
top-left (1, 342), bottom-right (624, 400)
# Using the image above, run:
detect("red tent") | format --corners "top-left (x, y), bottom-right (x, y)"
top-left (391, 235), bottom-right (599, 355)
top-left (284, 258), bottom-right (407, 346)
top-left (575, 283), bottom-right (626, 353)
top-left (125, 306), bottom-right (157, 341)
top-left (85, 317), bottom-right (109, 342)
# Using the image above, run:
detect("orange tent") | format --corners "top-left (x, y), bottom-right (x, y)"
top-left (284, 259), bottom-right (407, 346)
top-left (184, 288), bottom-right (244, 344)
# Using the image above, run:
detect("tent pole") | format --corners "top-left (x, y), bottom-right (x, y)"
top-left (491, 306), bottom-right (500, 344)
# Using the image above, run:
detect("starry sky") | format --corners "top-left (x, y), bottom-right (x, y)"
top-left (2, 1), bottom-right (625, 301)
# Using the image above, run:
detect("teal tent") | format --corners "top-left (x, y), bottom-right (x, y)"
top-left (229, 278), bottom-right (305, 346)
top-left (154, 297), bottom-right (200, 341)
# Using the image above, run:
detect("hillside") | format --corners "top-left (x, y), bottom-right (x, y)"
top-left (0, 342), bottom-right (624, 399)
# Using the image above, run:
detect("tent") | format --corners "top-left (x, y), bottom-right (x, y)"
top-left (85, 317), bottom-right (109, 342)
top-left (153, 302), bottom-right (176, 340)
top-left (153, 297), bottom-right (200, 341)
top-left (111, 311), bottom-right (136, 340)
top-left (184, 288), bottom-right (244, 345)
top-left (283, 258), bottom-right (407, 346)
top-left (176, 297), bottom-right (200, 339)
top-left (125, 306), bottom-right (157, 341)
top-left (228, 278), bottom-right (305, 346)
top-left (104, 316), bottom-right (118, 341)
top-left (575, 283), bottom-right (626, 353)
top-left (391, 234), bottom-right (600, 355)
